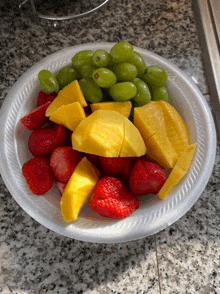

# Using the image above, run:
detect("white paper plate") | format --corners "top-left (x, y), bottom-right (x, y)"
top-left (0, 43), bottom-right (217, 243)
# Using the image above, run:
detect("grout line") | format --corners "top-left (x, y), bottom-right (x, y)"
top-left (155, 234), bottom-right (162, 294)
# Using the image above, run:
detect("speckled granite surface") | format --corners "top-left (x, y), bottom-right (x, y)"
top-left (0, 0), bottom-right (219, 293)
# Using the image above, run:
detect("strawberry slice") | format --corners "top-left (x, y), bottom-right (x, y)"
top-left (22, 157), bottom-right (54, 195)
top-left (90, 176), bottom-right (139, 219)
top-left (20, 101), bottom-right (51, 130)
top-left (117, 157), bottom-right (133, 186)
top-left (50, 146), bottom-right (82, 183)
top-left (28, 124), bottom-right (66, 157)
top-left (99, 156), bottom-right (127, 175)
top-left (55, 181), bottom-right (67, 196)
top-left (85, 153), bottom-right (100, 168)
top-left (65, 128), bottom-right (73, 146)
top-left (129, 158), bottom-right (166, 196)
top-left (37, 91), bottom-right (58, 106)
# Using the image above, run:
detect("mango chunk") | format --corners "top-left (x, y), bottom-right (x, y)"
top-left (46, 80), bottom-right (87, 117)
top-left (158, 101), bottom-right (189, 158)
top-left (134, 103), bottom-right (177, 168)
top-left (158, 165), bottom-right (186, 200)
top-left (91, 101), bottom-right (132, 118)
top-left (72, 110), bottom-right (124, 157)
top-left (159, 100), bottom-right (189, 146)
top-left (175, 143), bottom-right (196, 171)
top-left (134, 101), bottom-right (190, 168)
top-left (158, 144), bottom-right (196, 200)
top-left (72, 110), bottom-right (146, 157)
top-left (49, 102), bottom-right (86, 131)
top-left (119, 116), bottom-right (147, 157)
top-left (145, 132), bottom-right (177, 169)
top-left (134, 103), bottom-right (165, 140)
top-left (60, 157), bottom-right (100, 222)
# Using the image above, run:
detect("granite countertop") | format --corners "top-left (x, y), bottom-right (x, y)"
top-left (0, 0), bottom-right (219, 293)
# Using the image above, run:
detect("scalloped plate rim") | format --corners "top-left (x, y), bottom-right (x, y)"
top-left (0, 42), bottom-right (217, 243)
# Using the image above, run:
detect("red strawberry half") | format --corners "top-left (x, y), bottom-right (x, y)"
top-left (50, 146), bottom-right (82, 183)
top-left (117, 157), bottom-right (133, 186)
top-left (129, 158), bottom-right (166, 196)
top-left (85, 153), bottom-right (100, 168)
top-left (55, 181), bottom-right (67, 196)
top-left (90, 176), bottom-right (139, 219)
top-left (22, 157), bottom-right (54, 195)
top-left (65, 128), bottom-right (73, 146)
top-left (99, 156), bottom-right (127, 175)
top-left (20, 101), bottom-right (51, 130)
top-left (37, 91), bottom-right (58, 106)
top-left (28, 124), bottom-right (66, 157)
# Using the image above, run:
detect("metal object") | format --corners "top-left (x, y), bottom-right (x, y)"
top-left (19, 0), bottom-right (109, 21)
top-left (193, 0), bottom-right (220, 141)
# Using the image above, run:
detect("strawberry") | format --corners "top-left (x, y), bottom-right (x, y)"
top-left (99, 156), bottom-right (126, 175)
top-left (22, 157), bottom-right (54, 195)
top-left (20, 101), bottom-right (51, 130)
top-left (42, 120), bottom-right (56, 129)
top-left (89, 176), bottom-right (139, 219)
top-left (37, 91), bottom-right (58, 106)
top-left (65, 128), bottom-right (73, 146)
top-left (117, 157), bottom-right (133, 186)
top-left (129, 158), bottom-right (166, 196)
top-left (55, 181), bottom-right (67, 196)
top-left (84, 99), bottom-right (92, 115)
top-left (50, 146), bottom-right (82, 183)
top-left (85, 153), bottom-right (100, 168)
top-left (28, 124), bottom-right (66, 157)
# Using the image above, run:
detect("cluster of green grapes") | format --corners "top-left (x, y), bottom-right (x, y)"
top-left (38, 42), bottom-right (169, 111)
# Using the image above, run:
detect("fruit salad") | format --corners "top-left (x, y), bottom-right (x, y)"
top-left (20, 42), bottom-right (196, 222)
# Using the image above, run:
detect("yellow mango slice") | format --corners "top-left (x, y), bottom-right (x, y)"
top-left (49, 102), bottom-right (86, 132)
top-left (46, 80), bottom-right (87, 117)
top-left (134, 101), bottom-right (191, 168)
top-left (158, 165), bottom-right (186, 200)
top-left (158, 101), bottom-right (189, 158)
top-left (91, 101), bottom-right (132, 118)
top-left (158, 144), bottom-right (196, 200)
top-left (60, 157), bottom-right (100, 222)
top-left (72, 109), bottom-right (146, 157)
top-left (119, 116), bottom-right (147, 157)
top-left (134, 103), bottom-right (165, 140)
top-left (159, 101), bottom-right (189, 146)
top-left (72, 110), bottom-right (124, 157)
top-left (145, 131), bottom-right (177, 168)
top-left (175, 143), bottom-right (196, 171)
top-left (134, 103), bottom-right (177, 168)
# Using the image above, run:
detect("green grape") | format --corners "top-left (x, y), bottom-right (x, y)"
top-left (152, 86), bottom-right (169, 102)
top-left (38, 70), bottom-right (59, 94)
top-left (110, 42), bottom-right (133, 63)
top-left (72, 50), bottom-right (93, 70)
top-left (114, 63), bottom-right (138, 82)
top-left (132, 78), bottom-right (151, 106)
top-left (143, 66), bottom-right (167, 87)
top-left (80, 64), bottom-right (97, 78)
top-left (109, 82), bottom-right (137, 102)
top-left (93, 49), bottom-right (111, 67)
top-left (106, 60), bottom-right (115, 72)
top-left (92, 68), bottom-right (117, 88)
top-left (79, 78), bottom-right (103, 103)
top-left (129, 51), bottom-right (147, 75)
top-left (56, 66), bottom-right (77, 89)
